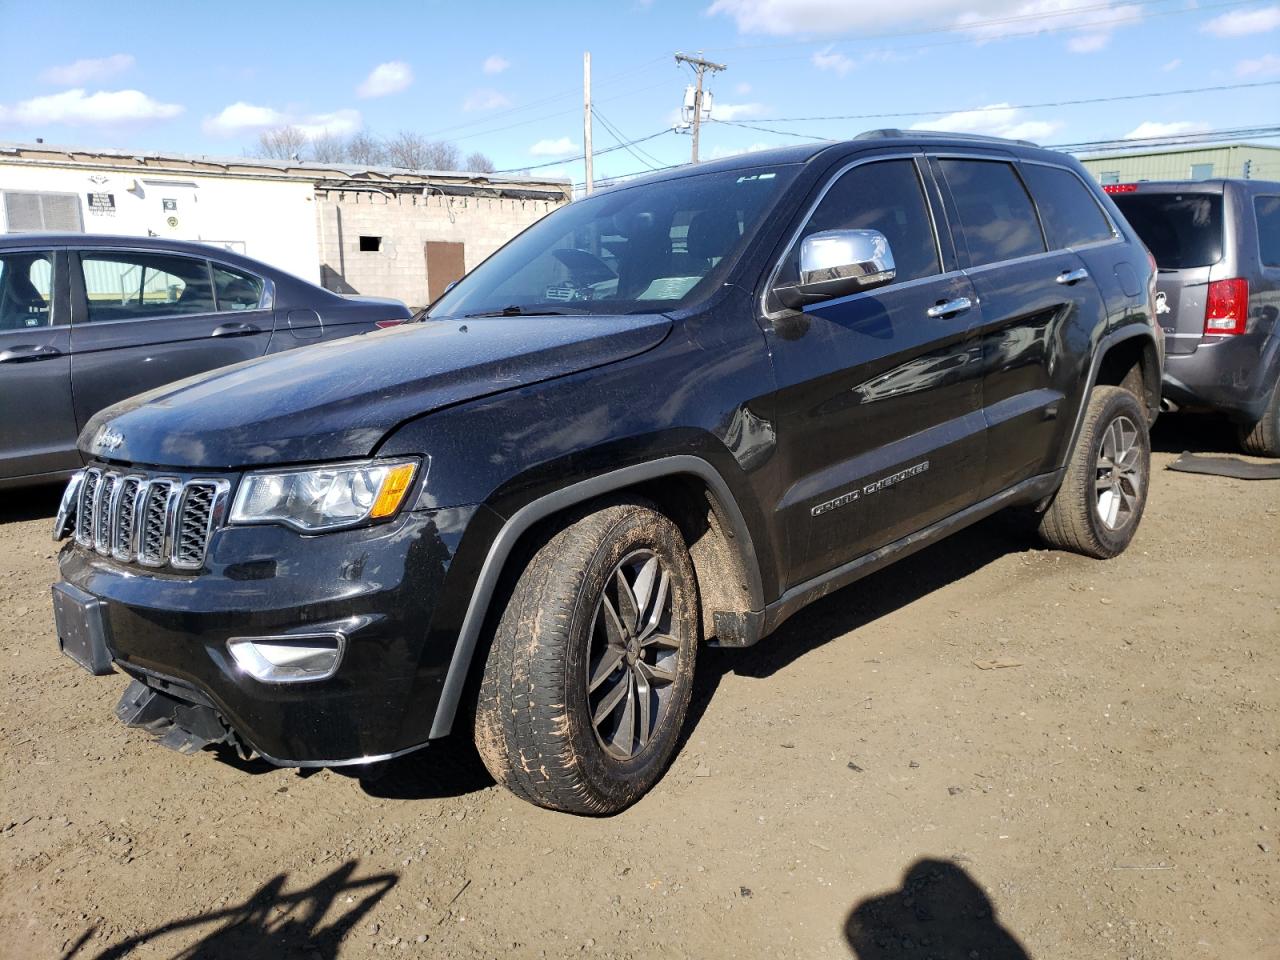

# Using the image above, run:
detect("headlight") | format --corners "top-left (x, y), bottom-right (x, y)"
top-left (230, 458), bottom-right (419, 532)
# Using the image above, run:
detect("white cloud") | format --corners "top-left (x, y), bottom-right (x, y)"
top-left (911, 103), bottom-right (1060, 141)
top-left (707, 141), bottom-right (778, 159)
top-left (735, 81), bottom-right (753, 94)
top-left (483, 54), bottom-right (511, 75)
top-left (1202, 5), bottom-right (1280, 36)
top-left (1161, 58), bottom-right (1182, 71)
top-left (0, 88), bottom-right (182, 127)
top-left (709, 0), bottom-right (1143, 50)
top-left (710, 101), bottom-right (767, 120)
top-left (530, 137), bottom-right (578, 156)
top-left (812, 45), bottom-right (855, 74)
top-left (1124, 120), bottom-right (1209, 140)
top-left (463, 88), bottom-right (512, 111)
top-left (1066, 31), bottom-right (1110, 52)
top-left (1237, 52), bottom-right (1280, 76)
top-left (357, 61), bottom-right (413, 98)
top-left (40, 54), bottom-right (135, 85)
top-left (202, 102), bottom-right (361, 138)
top-left (294, 109), bottom-right (362, 139)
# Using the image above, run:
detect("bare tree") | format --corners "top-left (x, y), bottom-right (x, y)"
top-left (253, 125), bottom-right (309, 161)
top-left (385, 131), bottom-right (462, 171)
top-left (344, 131), bottom-right (387, 166)
top-left (309, 132), bottom-right (348, 163)
top-left (465, 151), bottom-right (496, 174)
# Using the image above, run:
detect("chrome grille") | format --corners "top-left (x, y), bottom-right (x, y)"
top-left (57, 468), bottom-right (230, 571)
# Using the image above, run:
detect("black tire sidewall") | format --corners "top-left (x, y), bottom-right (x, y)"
top-left (1083, 390), bottom-right (1151, 555)
top-left (560, 508), bottom-right (699, 808)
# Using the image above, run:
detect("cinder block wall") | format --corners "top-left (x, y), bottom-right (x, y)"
top-left (315, 190), bottom-right (566, 309)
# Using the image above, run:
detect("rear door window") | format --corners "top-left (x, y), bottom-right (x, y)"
top-left (938, 159), bottom-right (1046, 266)
top-left (1109, 193), bottom-right (1223, 269)
top-left (212, 264), bottom-right (266, 310)
top-left (80, 252), bottom-right (216, 322)
top-left (1255, 196), bottom-right (1280, 267)
top-left (1021, 164), bottom-right (1115, 249)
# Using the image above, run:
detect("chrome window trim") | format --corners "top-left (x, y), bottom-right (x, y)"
top-left (761, 151), bottom-right (944, 322)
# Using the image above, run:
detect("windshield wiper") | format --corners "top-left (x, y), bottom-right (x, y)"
top-left (463, 305), bottom-right (577, 318)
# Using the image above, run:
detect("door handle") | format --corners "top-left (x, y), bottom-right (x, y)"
top-left (1056, 268), bottom-right (1089, 285)
top-left (211, 322), bottom-right (262, 337)
top-left (926, 297), bottom-right (972, 319)
top-left (0, 344), bottom-right (62, 363)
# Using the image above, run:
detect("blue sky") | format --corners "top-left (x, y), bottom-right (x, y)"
top-left (2, 0), bottom-right (1279, 183)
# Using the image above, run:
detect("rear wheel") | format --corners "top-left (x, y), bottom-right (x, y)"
top-left (1039, 386), bottom-right (1150, 559)
top-left (1238, 377), bottom-right (1280, 457)
top-left (473, 501), bottom-right (698, 815)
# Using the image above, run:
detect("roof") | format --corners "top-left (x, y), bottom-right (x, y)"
top-left (1078, 141), bottom-right (1280, 162)
top-left (0, 140), bottom-right (572, 201)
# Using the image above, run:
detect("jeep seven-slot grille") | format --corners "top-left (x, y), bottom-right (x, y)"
top-left (68, 468), bottom-right (228, 571)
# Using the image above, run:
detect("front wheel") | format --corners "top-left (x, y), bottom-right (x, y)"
top-left (1039, 386), bottom-right (1151, 559)
top-left (473, 501), bottom-right (699, 815)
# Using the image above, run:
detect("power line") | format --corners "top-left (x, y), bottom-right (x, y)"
top-left (1051, 124), bottom-right (1280, 152)
top-left (494, 127), bottom-right (676, 174)
top-left (592, 107), bottom-right (664, 170)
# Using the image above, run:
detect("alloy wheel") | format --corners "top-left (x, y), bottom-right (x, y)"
top-left (1095, 414), bottom-right (1143, 530)
top-left (586, 550), bottom-right (680, 761)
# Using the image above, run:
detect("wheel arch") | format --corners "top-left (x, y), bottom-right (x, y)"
top-left (428, 455), bottom-right (766, 738)
top-left (1094, 330), bottom-right (1161, 423)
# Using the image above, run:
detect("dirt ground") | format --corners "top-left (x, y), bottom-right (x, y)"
top-left (1, 416), bottom-right (1276, 960)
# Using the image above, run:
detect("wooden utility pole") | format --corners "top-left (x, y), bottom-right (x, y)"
top-left (583, 51), bottom-right (594, 195)
top-left (675, 52), bottom-right (725, 164)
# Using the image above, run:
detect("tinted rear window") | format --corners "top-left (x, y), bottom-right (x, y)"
top-left (1256, 196), bottom-right (1280, 267)
top-left (1111, 193), bottom-right (1223, 269)
top-left (938, 159), bottom-right (1045, 266)
top-left (1021, 164), bottom-right (1115, 249)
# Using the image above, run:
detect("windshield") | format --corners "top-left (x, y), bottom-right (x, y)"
top-left (1111, 192), bottom-right (1223, 269)
top-left (428, 165), bottom-right (798, 318)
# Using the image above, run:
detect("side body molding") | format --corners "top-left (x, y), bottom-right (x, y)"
top-left (428, 455), bottom-right (765, 738)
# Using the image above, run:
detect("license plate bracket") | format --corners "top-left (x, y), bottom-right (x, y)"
top-left (52, 582), bottom-right (115, 676)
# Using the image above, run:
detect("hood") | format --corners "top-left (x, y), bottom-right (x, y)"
top-left (82, 314), bottom-right (671, 469)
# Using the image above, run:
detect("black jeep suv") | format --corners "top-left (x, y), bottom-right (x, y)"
top-left (51, 132), bottom-right (1161, 814)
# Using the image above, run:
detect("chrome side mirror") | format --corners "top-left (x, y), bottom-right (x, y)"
top-left (774, 229), bottom-right (896, 309)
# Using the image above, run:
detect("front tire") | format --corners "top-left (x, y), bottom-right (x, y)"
top-left (1238, 377), bottom-right (1280, 457)
top-left (473, 501), bottom-right (699, 815)
top-left (1039, 386), bottom-right (1150, 559)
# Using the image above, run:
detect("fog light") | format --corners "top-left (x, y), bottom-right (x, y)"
top-left (227, 633), bottom-right (345, 683)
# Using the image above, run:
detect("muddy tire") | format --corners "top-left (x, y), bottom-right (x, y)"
top-left (1238, 377), bottom-right (1280, 457)
top-left (473, 501), bottom-right (699, 815)
top-left (1039, 386), bottom-right (1150, 559)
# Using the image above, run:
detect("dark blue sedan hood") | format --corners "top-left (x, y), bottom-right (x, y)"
top-left (82, 315), bottom-right (671, 469)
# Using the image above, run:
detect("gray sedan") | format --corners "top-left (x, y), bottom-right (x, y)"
top-left (0, 234), bottom-right (411, 488)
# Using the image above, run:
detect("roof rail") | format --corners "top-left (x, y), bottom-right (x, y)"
top-left (855, 128), bottom-right (1037, 148)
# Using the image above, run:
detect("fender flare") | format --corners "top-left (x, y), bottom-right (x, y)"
top-left (1059, 324), bottom-right (1161, 470)
top-left (428, 455), bottom-right (765, 738)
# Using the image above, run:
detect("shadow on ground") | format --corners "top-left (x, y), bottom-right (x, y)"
top-left (62, 860), bottom-right (396, 960)
top-left (845, 858), bottom-right (1030, 960)
top-left (1150, 411), bottom-right (1242, 455)
top-left (0, 481), bottom-right (63, 525)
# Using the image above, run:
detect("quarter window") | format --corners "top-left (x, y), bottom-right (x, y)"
top-left (1021, 164), bottom-right (1115, 249)
top-left (0, 251), bottom-right (55, 330)
top-left (773, 159), bottom-right (940, 307)
top-left (80, 252), bottom-right (216, 323)
top-left (213, 264), bottom-right (265, 310)
top-left (1255, 196), bottom-right (1280, 268)
top-left (939, 159), bottom-right (1046, 267)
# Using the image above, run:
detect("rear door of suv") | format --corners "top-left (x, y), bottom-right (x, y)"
top-left (932, 154), bottom-right (1111, 496)
top-left (68, 248), bottom-right (275, 432)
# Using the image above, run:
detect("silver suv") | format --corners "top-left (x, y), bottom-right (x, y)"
top-left (1107, 179), bottom-right (1280, 455)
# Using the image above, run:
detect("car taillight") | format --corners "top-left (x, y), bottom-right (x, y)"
top-left (1204, 278), bottom-right (1248, 335)
top-left (1103, 183), bottom-right (1138, 193)
top-left (375, 319), bottom-right (407, 329)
